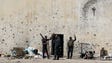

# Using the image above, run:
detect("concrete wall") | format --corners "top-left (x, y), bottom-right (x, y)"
top-left (0, 0), bottom-right (112, 56)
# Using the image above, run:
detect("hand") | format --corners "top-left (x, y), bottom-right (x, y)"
top-left (40, 33), bottom-right (42, 35)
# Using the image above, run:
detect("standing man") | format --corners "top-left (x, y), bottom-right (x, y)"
top-left (40, 33), bottom-right (50, 59)
top-left (50, 33), bottom-right (56, 55)
top-left (53, 35), bottom-right (61, 60)
top-left (67, 34), bottom-right (76, 59)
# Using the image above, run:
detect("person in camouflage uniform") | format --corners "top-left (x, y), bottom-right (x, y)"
top-left (40, 33), bottom-right (50, 59)
top-left (67, 35), bottom-right (76, 59)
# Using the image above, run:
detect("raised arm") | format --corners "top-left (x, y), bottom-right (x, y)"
top-left (73, 34), bottom-right (76, 41)
top-left (40, 33), bottom-right (44, 39)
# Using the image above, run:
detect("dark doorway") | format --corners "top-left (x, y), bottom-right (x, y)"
top-left (51, 34), bottom-right (64, 57)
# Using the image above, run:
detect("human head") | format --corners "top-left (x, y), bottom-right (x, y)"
top-left (69, 37), bottom-right (72, 40)
top-left (101, 47), bottom-right (104, 50)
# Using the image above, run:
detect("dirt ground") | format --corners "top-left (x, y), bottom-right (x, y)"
top-left (0, 56), bottom-right (112, 63)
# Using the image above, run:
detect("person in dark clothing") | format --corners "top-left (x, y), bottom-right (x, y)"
top-left (53, 35), bottom-right (61, 60)
top-left (67, 35), bottom-right (76, 59)
top-left (100, 47), bottom-right (108, 58)
top-left (40, 33), bottom-right (50, 59)
top-left (50, 33), bottom-right (56, 55)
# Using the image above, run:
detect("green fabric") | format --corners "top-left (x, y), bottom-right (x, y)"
top-left (68, 40), bottom-right (74, 47)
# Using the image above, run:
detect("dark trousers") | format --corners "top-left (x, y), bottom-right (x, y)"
top-left (54, 46), bottom-right (60, 60)
top-left (67, 46), bottom-right (73, 59)
top-left (51, 42), bottom-right (55, 55)
top-left (42, 46), bottom-right (49, 59)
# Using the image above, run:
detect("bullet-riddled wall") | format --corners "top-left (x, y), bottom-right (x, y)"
top-left (0, 0), bottom-right (112, 56)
